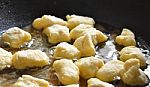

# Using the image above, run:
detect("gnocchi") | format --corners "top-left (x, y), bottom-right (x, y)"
top-left (13, 75), bottom-right (50, 87)
top-left (73, 34), bottom-right (95, 57)
top-left (96, 60), bottom-right (124, 82)
top-left (120, 59), bottom-right (148, 86)
top-left (53, 59), bottom-right (79, 85)
top-left (2, 27), bottom-right (31, 48)
top-left (0, 48), bottom-right (12, 70)
top-left (43, 24), bottom-right (70, 44)
top-left (66, 15), bottom-right (95, 29)
top-left (53, 42), bottom-right (81, 59)
top-left (70, 26), bottom-right (108, 45)
top-left (75, 57), bottom-right (104, 79)
top-left (87, 78), bottom-right (114, 87)
top-left (115, 28), bottom-right (136, 46)
top-left (0, 14), bottom-right (149, 87)
top-left (32, 15), bottom-right (67, 29)
top-left (70, 24), bottom-right (93, 39)
top-left (12, 50), bottom-right (50, 69)
top-left (119, 46), bottom-right (146, 67)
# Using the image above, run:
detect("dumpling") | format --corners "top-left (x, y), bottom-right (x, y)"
top-left (0, 48), bottom-right (12, 70)
top-left (94, 29), bottom-right (108, 44)
top-left (119, 46), bottom-right (146, 67)
top-left (32, 15), bottom-right (67, 29)
top-left (66, 15), bottom-right (95, 29)
top-left (70, 24), bottom-right (93, 39)
top-left (53, 42), bottom-right (81, 59)
top-left (75, 57), bottom-right (104, 79)
top-left (87, 78), bottom-right (114, 87)
top-left (70, 26), bottom-right (108, 45)
top-left (53, 59), bottom-right (79, 85)
top-left (13, 75), bottom-right (50, 87)
top-left (73, 34), bottom-right (95, 57)
top-left (96, 60), bottom-right (124, 82)
top-left (115, 28), bottom-right (136, 46)
top-left (2, 27), bottom-right (31, 48)
top-left (120, 59), bottom-right (148, 86)
top-left (83, 28), bottom-right (108, 45)
top-left (43, 24), bottom-right (70, 43)
top-left (12, 50), bottom-right (50, 69)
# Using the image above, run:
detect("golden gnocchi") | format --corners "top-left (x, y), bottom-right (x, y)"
top-left (66, 15), bottom-right (95, 29)
top-left (120, 59), bottom-right (148, 86)
top-left (70, 26), bottom-right (108, 45)
top-left (13, 75), bottom-right (50, 87)
top-left (87, 78), bottom-right (114, 87)
top-left (0, 48), bottom-right (12, 70)
top-left (2, 27), bottom-right (31, 48)
top-left (12, 50), bottom-right (50, 69)
top-left (53, 42), bottom-right (81, 59)
top-left (43, 24), bottom-right (70, 44)
top-left (119, 46), bottom-right (146, 67)
top-left (73, 34), bottom-right (95, 57)
top-left (96, 60), bottom-right (124, 82)
top-left (53, 59), bottom-right (79, 85)
top-left (115, 28), bottom-right (136, 46)
top-left (32, 15), bottom-right (67, 29)
top-left (75, 57), bottom-right (104, 79)
top-left (70, 24), bottom-right (93, 39)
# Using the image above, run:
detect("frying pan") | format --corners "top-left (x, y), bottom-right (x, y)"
top-left (0, 0), bottom-right (150, 87)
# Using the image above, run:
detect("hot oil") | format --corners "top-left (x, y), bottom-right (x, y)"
top-left (0, 24), bottom-right (150, 87)
top-left (0, 26), bottom-right (57, 87)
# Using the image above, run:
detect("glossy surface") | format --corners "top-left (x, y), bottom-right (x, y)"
top-left (0, 24), bottom-right (150, 87)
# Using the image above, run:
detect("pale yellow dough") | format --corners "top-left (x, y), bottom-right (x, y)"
top-left (0, 48), bottom-right (12, 70)
top-left (96, 60), bottom-right (124, 82)
top-left (53, 42), bottom-right (81, 59)
top-left (70, 24), bottom-right (93, 39)
top-left (119, 46), bottom-right (146, 67)
top-left (87, 78), bottom-right (114, 87)
top-left (73, 34), bottom-right (96, 57)
top-left (70, 25), bottom-right (108, 45)
top-left (120, 59), bottom-right (148, 86)
top-left (43, 24), bottom-right (70, 43)
top-left (12, 50), bottom-right (49, 69)
top-left (32, 15), bottom-right (67, 29)
top-left (115, 28), bottom-right (136, 46)
top-left (53, 59), bottom-right (79, 85)
top-left (66, 15), bottom-right (95, 29)
top-left (13, 75), bottom-right (50, 87)
top-left (2, 27), bottom-right (31, 48)
top-left (75, 57), bottom-right (104, 79)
